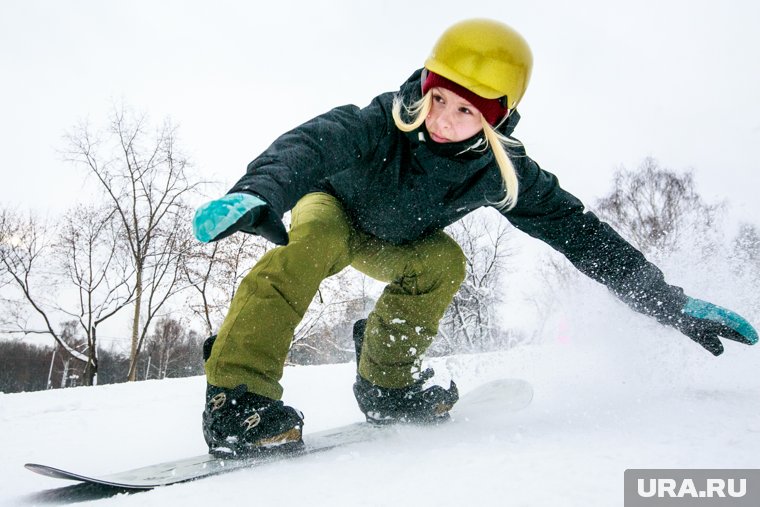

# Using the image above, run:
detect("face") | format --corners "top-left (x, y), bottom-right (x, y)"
top-left (425, 87), bottom-right (484, 143)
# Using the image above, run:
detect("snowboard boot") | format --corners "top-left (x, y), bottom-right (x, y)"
top-left (202, 336), bottom-right (304, 457)
top-left (351, 319), bottom-right (459, 424)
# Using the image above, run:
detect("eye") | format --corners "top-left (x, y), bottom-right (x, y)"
top-left (432, 93), bottom-right (445, 104)
top-left (459, 106), bottom-right (473, 115)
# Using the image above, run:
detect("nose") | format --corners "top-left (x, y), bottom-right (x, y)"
top-left (432, 107), bottom-right (453, 130)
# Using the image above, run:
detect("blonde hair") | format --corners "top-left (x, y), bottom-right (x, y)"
top-left (392, 92), bottom-right (520, 210)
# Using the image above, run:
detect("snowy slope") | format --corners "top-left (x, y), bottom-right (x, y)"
top-left (3, 298), bottom-right (759, 507)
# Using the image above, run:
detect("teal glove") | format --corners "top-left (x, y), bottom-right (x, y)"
top-left (674, 297), bottom-right (758, 356)
top-left (193, 193), bottom-right (288, 245)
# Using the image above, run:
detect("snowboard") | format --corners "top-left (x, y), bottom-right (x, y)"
top-left (25, 378), bottom-right (532, 490)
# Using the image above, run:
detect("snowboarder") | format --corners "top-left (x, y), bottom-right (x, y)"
top-left (193, 19), bottom-right (757, 456)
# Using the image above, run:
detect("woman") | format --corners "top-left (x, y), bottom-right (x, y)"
top-left (193, 19), bottom-right (757, 456)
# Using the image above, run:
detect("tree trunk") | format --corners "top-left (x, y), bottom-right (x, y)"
top-left (82, 328), bottom-right (98, 387)
top-left (127, 266), bottom-right (144, 381)
top-left (60, 359), bottom-right (70, 389)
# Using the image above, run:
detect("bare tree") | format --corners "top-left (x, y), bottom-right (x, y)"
top-left (730, 222), bottom-right (760, 319)
top-left (54, 204), bottom-right (135, 385)
top-left (435, 209), bottom-right (517, 354)
top-left (0, 205), bottom-right (137, 386)
top-left (144, 316), bottom-right (184, 379)
top-left (141, 316), bottom-right (204, 379)
top-left (183, 232), bottom-right (268, 336)
top-left (733, 223), bottom-right (760, 268)
top-left (131, 203), bottom-right (196, 377)
top-left (524, 158), bottom-right (725, 343)
top-left (65, 106), bottom-right (199, 381)
top-left (594, 157), bottom-right (720, 256)
top-left (519, 247), bottom-right (581, 342)
top-left (288, 268), bottom-right (375, 365)
top-left (0, 211), bottom-right (89, 367)
top-left (0, 208), bottom-right (16, 328)
top-left (0, 208), bottom-right (11, 290)
top-left (53, 320), bottom-right (89, 388)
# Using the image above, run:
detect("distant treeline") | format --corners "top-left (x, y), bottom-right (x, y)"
top-left (0, 319), bottom-right (205, 393)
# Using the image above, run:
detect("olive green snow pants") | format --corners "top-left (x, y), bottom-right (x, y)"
top-left (205, 192), bottom-right (466, 399)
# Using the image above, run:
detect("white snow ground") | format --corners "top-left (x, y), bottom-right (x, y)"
top-left (2, 296), bottom-right (759, 507)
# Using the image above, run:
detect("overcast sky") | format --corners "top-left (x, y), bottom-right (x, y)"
top-left (2, 0), bottom-right (759, 226)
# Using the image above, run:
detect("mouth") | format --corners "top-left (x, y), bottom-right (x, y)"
top-left (428, 131), bottom-right (450, 143)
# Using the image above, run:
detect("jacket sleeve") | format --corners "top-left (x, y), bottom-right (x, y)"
top-left (502, 150), bottom-right (687, 323)
top-left (228, 93), bottom-right (393, 217)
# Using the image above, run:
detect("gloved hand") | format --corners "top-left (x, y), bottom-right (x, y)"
top-left (674, 297), bottom-right (758, 356)
top-left (193, 193), bottom-right (288, 245)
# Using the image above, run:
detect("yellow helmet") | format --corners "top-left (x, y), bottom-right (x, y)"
top-left (424, 19), bottom-right (533, 110)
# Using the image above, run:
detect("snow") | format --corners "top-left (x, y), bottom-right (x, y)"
top-left (2, 298), bottom-right (759, 507)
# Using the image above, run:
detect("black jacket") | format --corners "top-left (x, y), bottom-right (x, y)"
top-left (229, 69), bottom-right (687, 323)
